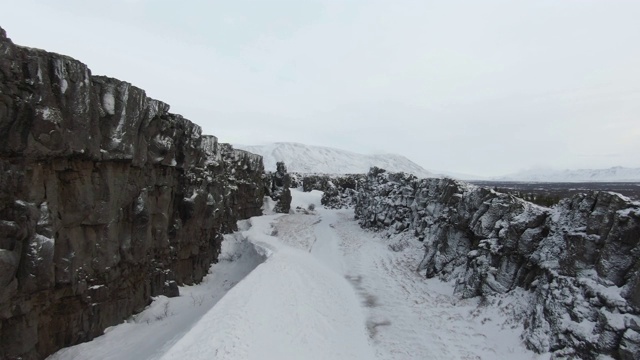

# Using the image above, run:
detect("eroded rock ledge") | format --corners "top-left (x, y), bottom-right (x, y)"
top-left (0, 27), bottom-right (265, 359)
top-left (355, 168), bottom-right (640, 359)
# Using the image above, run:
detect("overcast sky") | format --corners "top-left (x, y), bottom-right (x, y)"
top-left (1, 0), bottom-right (639, 177)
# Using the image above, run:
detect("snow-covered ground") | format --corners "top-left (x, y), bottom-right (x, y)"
top-left (47, 189), bottom-right (548, 360)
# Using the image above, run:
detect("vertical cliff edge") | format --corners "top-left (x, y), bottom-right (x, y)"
top-left (0, 27), bottom-right (266, 359)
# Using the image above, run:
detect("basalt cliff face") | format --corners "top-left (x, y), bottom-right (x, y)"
top-left (0, 27), bottom-right (265, 359)
top-left (356, 168), bottom-right (640, 359)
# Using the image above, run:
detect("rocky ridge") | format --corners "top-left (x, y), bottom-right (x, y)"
top-left (355, 168), bottom-right (640, 359)
top-left (0, 27), bottom-right (265, 359)
top-left (301, 174), bottom-right (365, 209)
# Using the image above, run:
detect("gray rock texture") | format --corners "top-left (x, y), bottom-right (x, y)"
top-left (269, 161), bottom-right (292, 213)
top-left (355, 167), bottom-right (640, 359)
top-left (301, 174), bottom-right (364, 209)
top-left (0, 27), bottom-right (265, 359)
top-left (288, 172), bottom-right (302, 189)
top-left (302, 174), bottom-right (334, 193)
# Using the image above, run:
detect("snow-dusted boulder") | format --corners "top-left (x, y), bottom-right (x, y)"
top-left (355, 167), bottom-right (640, 359)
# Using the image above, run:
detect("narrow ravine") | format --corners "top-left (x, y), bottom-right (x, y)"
top-left (158, 198), bottom-right (375, 360)
top-left (331, 210), bottom-right (543, 360)
top-left (48, 189), bottom-right (544, 360)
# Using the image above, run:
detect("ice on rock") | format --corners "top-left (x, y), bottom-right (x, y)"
top-left (53, 58), bottom-right (68, 94)
top-left (102, 91), bottom-right (115, 116)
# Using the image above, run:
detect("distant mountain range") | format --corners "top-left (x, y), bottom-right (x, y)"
top-left (234, 142), bottom-right (435, 178)
top-left (235, 143), bottom-right (640, 182)
top-left (494, 166), bottom-right (640, 182)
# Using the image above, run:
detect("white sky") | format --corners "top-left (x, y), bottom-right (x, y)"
top-left (1, 0), bottom-right (639, 177)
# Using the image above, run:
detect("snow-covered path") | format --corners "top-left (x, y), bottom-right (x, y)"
top-left (310, 211), bottom-right (346, 273)
top-left (158, 211), bottom-right (375, 360)
top-left (48, 189), bottom-right (545, 360)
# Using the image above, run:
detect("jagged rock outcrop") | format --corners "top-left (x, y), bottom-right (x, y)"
top-left (289, 172), bottom-right (302, 189)
top-left (301, 174), bottom-right (364, 209)
top-left (269, 161), bottom-right (291, 213)
top-left (321, 187), bottom-right (358, 209)
top-left (0, 27), bottom-right (265, 360)
top-left (302, 174), bottom-right (334, 193)
top-left (355, 167), bottom-right (640, 359)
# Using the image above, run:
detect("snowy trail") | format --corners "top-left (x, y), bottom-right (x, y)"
top-left (48, 189), bottom-right (545, 360)
top-left (331, 211), bottom-right (543, 360)
top-left (284, 191), bottom-right (543, 360)
top-left (309, 211), bottom-right (346, 274)
top-left (158, 210), bottom-right (375, 360)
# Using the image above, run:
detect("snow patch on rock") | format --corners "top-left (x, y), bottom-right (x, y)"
top-left (102, 91), bottom-right (115, 116)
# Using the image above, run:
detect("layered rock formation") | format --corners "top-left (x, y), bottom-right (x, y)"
top-left (0, 27), bottom-right (265, 359)
top-left (355, 168), bottom-right (640, 359)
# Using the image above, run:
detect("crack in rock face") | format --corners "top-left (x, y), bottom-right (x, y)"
top-left (355, 167), bottom-right (640, 359)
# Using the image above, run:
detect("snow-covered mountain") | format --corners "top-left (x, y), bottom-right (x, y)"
top-left (235, 142), bottom-right (435, 178)
top-left (495, 166), bottom-right (640, 182)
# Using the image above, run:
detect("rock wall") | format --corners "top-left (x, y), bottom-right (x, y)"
top-left (301, 174), bottom-right (364, 209)
top-left (302, 174), bottom-right (334, 193)
top-left (0, 27), bottom-right (265, 359)
top-left (355, 167), bottom-right (640, 359)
